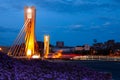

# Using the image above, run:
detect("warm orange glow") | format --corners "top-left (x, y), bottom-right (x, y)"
top-left (27, 38), bottom-right (34, 56)
top-left (25, 7), bottom-right (35, 58)
top-left (32, 55), bottom-right (40, 59)
top-left (44, 35), bottom-right (49, 58)
top-left (45, 36), bottom-right (49, 41)
top-left (27, 8), bottom-right (32, 13)
top-left (0, 48), bottom-right (2, 51)
top-left (27, 49), bottom-right (32, 56)
top-left (44, 54), bottom-right (48, 58)
top-left (52, 50), bottom-right (62, 58)
top-left (7, 6), bottom-right (40, 58)
top-left (27, 8), bottom-right (32, 19)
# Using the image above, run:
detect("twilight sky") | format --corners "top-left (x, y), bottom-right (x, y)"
top-left (0, 0), bottom-right (120, 46)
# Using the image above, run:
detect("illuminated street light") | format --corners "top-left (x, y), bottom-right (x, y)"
top-left (27, 8), bottom-right (32, 19)
top-left (27, 49), bottom-right (32, 56)
top-left (0, 48), bottom-right (2, 51)
top-left (32, 55), bottom-right (40, 59)
top-left (27, 8), bottom-right (32, 13)
top-left (45, 36), bottom-right (49, 42)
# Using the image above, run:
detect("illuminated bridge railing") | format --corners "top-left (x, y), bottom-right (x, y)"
top-left (72, 55), bottom-right (120, 61)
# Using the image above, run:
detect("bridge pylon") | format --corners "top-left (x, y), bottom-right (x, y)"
top-left (8, 6), bottom-right (40, 58)
top-left (44, 35), bottom-right (50, 58)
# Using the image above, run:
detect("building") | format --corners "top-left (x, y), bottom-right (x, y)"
top-left (56, 41), bottom-right (64, 48)
top-left (75, 46), bottom-right (84, 51)
top-left (105, 40), bottom-right (115, 49)
top-left (84, 44), bottom-right (90, 51)
top-left (52, 47), bottom-right (74, 53)
top-left (93, 43), bottom-right (104, 50)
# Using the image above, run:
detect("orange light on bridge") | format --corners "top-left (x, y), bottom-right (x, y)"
top-left (8, 6), bottom-right (40, 59)
top-left (27, 8), bottom-right (32, 19)
top-left (52, 50), bottom-right (62, 58)
top-left (32, 55), bottom-right (40, 59)
top-left (27, 49), bottom-right (32, 56)
top-left (0, 48), bottom-right (2, 51)
top-left (44, 35), bottom-right (50, 58)
top-left (27, 8), bottom-right (32, 13)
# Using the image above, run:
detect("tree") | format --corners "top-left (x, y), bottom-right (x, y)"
top-left (93, 39), bottom-right (97, 44)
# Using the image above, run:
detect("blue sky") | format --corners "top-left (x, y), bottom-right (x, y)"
top-left (0, 0), bottom-right (120, 46)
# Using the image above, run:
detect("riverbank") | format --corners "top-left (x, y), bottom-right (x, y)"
top-left (0, 52), bottom-right (112, 80)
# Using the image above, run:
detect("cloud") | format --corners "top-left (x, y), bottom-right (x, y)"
top-left (0, 0), bottom-right (119, 14)
top-left (89, 26), bottom-right (101, 29)
top-left (31, 0), bottom-right (120, 13)
top-left (71, 24), bottom-right (83, 28)
top-left (109, 31), bottom-right (115, 34)
top-left (0, 26), bottom-right (19, 33)
top-left (33, 0), bottom-right (97, 13)
top-left (103, 22), bottom-right (111, 26)
top-left (62, 24), bottom-right (89, 32)
top-left (0, 3), bottom-right (12, 12)
top-left (0, 0), bottom-right (28, 12)
top-left (40, 24), bottom-right (84, 32)
top-left (61, 24), bottom-right (107, 32)
top-left (113, 0), bottom-right (120, 3)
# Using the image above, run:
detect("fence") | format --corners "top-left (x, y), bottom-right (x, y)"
top-left (72, 55), bottom-right (120, 61)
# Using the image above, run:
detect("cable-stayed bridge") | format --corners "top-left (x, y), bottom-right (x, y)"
top-left (8, 6), bottom-right (40, 58)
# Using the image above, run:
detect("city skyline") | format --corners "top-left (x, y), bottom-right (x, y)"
top-left (0, 0), bottom-right (120, 46)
